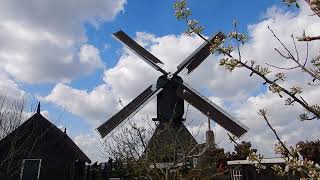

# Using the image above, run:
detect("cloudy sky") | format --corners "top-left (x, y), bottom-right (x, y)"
top-left (1, 0), bottom-right (319, 162)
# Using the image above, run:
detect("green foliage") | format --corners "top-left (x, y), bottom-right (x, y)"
top-left (300, 104), bottom-right (320, 121)
top-left (219, 58), bottom-right (242, 72)
top-left (282, 0), bottom-right (299, 8)
top-left (253, 65), bottom-right (271, 76)
top-left (269, 84), bottom-right (282, 96)
top-left (275, 73), bottom-right (286, 81)
top-left (228, 31), bottom-right (247, 44)
top-left (290, 86), bottom-right (303, 95)
top-left (173, 0), bottom-right (191, 20)
top-left (232, 141), bottom-right (257, 160)
top-left (173, 0), bottom-right (320, 178)
top-left (311, 55), bottom-right (320, 80)
top-left (174, 0), bottom-right (204, 35)
top-left (297, 140), bottom-right (320, 164)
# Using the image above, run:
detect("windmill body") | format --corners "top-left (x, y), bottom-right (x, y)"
top-left (156, 74), bottom-right (184, 123)
top-left (96, 30), bottom-right (249, 162)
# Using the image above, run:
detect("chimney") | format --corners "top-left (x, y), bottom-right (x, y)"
top-left (206, 112), bottom-right (214, 147)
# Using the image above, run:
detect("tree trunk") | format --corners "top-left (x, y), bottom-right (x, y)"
top-left (165, 168), bottom-right (169, 180)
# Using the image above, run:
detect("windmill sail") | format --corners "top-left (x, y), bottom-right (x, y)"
top-left (175, 32), bottom-right (225, 75)
top-left (97, 83), bottom-right (162, 138)
top-left (114, 30), bottom-right (167, 75)
top-left (176, 82), bottom-right (248, 137)
top-left (97, 29), bottom-right (248, 140)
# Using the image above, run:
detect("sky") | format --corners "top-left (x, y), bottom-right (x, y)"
top-left (0, 0), bottom-right (320, 162)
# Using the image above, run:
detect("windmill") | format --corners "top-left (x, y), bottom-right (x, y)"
top-left (96, 30), bottom-right (249, 161)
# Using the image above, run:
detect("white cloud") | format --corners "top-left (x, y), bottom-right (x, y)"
top-left (213, 1), bottom-right (320, 156)
top-left (79, 44), bottom-right (103, 66)
top-left (230, 87), bottom-right (320, 157)
top-left (43, 31), bottom-right (257, 162)
top-left (41, 83), bottom-right (118, 125)
top-left (44, 1), bottom-right (320, 160)
top-left (0, 72), bottom-right (25, 97)
top-left (0, 0), bottom-right (126, 83)
top-left (74, 133), bottom-right (107, 162)
top-left (44, 33), bottom-right (230, 125)
top-left (209, 96), bottom-right (224, 107)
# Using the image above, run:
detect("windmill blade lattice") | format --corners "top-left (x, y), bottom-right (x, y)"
top-left (97, 29), bottom-right (248, 140)
top-left (176, 82), bottom-right (248, 137)
top-left (113, 30), bottom-right (167, 75)
top-left (174, 31), bottom-right (225, 75)
top-left (97, 83), bottom-right (162, 138)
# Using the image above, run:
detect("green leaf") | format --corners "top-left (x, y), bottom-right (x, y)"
top-left (295, 3), bottom-right (300, 8)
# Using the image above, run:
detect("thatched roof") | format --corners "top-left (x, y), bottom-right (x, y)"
top-left (0, 106), bottom-right (91, 163)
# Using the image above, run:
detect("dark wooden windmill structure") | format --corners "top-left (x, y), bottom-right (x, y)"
top-left (97, 30), bottom-right (249, 162)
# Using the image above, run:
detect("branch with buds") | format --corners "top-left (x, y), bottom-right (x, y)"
top-left (174, 0), bottom-right (320, 121)
top-left (174, 0), bottom-right (320, 178)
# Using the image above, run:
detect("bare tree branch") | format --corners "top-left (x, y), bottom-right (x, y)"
top-left (258, 109), bottom-right (292, 157)
top-left (187, 24), bottom-right (320, 119)
top-left (298, 35), bottom-right (320, 41)
top-left (268, 26), bottom-right (319, 81)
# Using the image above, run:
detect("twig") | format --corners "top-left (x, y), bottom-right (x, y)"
top-left (303, 41), bottom-right (309, 67)
top-left (302, 116), bottom-right (317, 120)
top-left (304, 0), bottom-right (320, 17)
top-left (268, 26), bottom-right (295, 60)
top-left (298, 36), bottom-right (320, 41)
top-left (227, 133), bottom-right (239, 147)
top-left (300, 96), bottom-right (309, 106)
top-left (274, 48), bottom-right (291, 59)
top-left (265, 63), bottom-right (299, 70)
top-left (177, 4), bottom-right (320, 120)
top-left (291, 34), bottom-right (300, 61)
top-left (193, 28), bottom-right (320, 119)
top-left (234, 20), bottom-right (242, 62)
top-left (258, 110), bottom-right (292, 157)
top-left (268, 26), bottom-right (319, 81)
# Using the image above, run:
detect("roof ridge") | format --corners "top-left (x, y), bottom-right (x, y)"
top-left (0, 111), bottom-right (91, 163)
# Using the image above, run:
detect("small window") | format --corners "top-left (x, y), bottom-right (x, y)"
top-left (231, 169), bottom-right (242, 180)
top-left (193, 158), bottom-right (198, 168)
top-left (20, 159), bottom-right (41, 180)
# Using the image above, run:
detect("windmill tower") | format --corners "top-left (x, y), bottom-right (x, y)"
top-left (96, 30), bottom-right (249, 162)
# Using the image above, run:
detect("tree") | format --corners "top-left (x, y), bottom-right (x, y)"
top-left (296, 140), bottom-right (320, 164)
top-left (103, 120), bottom-right (200, 180)
top-left (0, 92), bottom-right (25, 140)
top-left (284, 0), bottom-right (320, 19)
top-left (231, 141), bottom-right (257, 160)
top-left (0, 92), bottom-right (26, 177)
top-left (174, 0), bottom-right (320, 178)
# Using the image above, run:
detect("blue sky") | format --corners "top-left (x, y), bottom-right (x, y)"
top-left (1, 0), bottom-right (319, 161)
top-left (25, 0), bottom-right (284, 134)
top-left (23, 0), bottom-right (285, 137)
